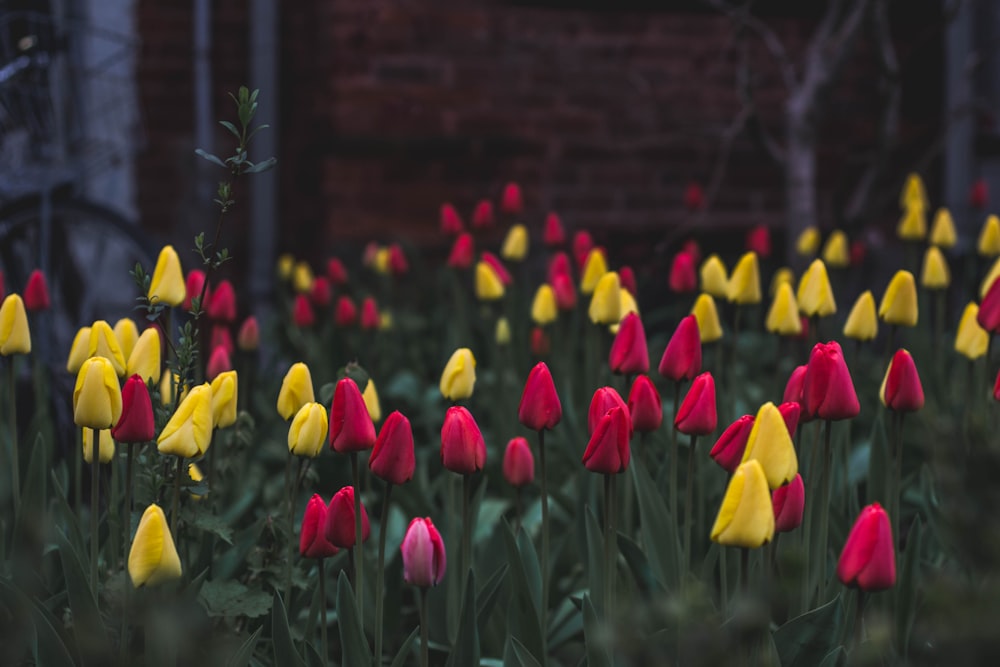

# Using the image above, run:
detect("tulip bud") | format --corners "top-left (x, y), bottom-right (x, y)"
top-left (501, 224), bottom-right (529, 262)
top-left (277, 254), bottom-right (295, 280)
top-left (300, 494), bottom-right (339, 559)
top-left (332, 295), bottom-right (357, 328)
top-left (111, 319), bottom-right (138, 364)
top-left (475, 261), bottom-right (505, 301)
top-left (551, 273), bottom-right (576, 311)
top-left (618, 265), bottom-right (637, 296)
top-left (627, 375), bottom-right (662, 433)
top-left (518, 362), bottom-right (562, 432)
top-left (113, 375), bottom-right (155, 443)
top-left (821, 231), bottom-right (849, 268)
top-left (289, 402), bottom-right (329, 458)
top-left (237, 316), bottom-right (259, 351)
top-left (588, 272), bottom-right (622, 325)
top-left (128, 504), bottom-right (182, 587)
top-left (211, 323), bottom-right (234, 356)
top-left (783, 365), bottom-right (808, 419)
top-left (293, 294), bottom-right (314, 327)
top-left (440, 406), bottom-right (486, 474)
top-left (82, 427), bottom-right (114, 464)
top-left (843, 291), bottom-right (878, 342)
top-left (440, 347), bottom-right (476, 401)
top-left (797, 259), bottom-right (837, 318)
top-left (979, 279), bottom-right (1000, 335)
top-left (388, 244), bottom-right (409, 276)
top-left (681, 239), bottom-right (702, 265)
top-left (746, 225), bottom-right (772, 258)
top-left (726, 252), bottom-right (761, 305)
top-left (659, 315), bottom-right (702, 382)
top-left (710, 414), bottom-right (755, 473)
top-left (359, 297), bottom-right (380, 330)
top-left (956, 302), bottom-right (989, 360)
top-left (765, 283), bottom-right (803, 337)
top-left (362, 379), bottom-right (382, 423)
top-left (982, 259), bottom-right (1000, 299)
top-left (329, 378), bottom-right (376, 453)
top-left (472, 199), bottom-right (494, 229)
top-left (205, 345), bottom-right (231, 382)
top-left (770, 267), bottom-right (794, 296)
top-left (210, 370), bottom-right (238, 429)
top-left (324, 486), bottom-right (371, 548)
top-left (979, 214), bottom-right (1000, 258)
top-left (683, 181), bottom-right (705, 211)
top-left (929, 208), bottom-right (957, 248)
top-left (773, 474), bottom-right (805, 533)
top-left (544, 212), bottom-right (566, 247)
top-left (500, 182), bottom-right (523, 215)
top-left (206, 280), bottom-right (237, 322)
top-left (796, 226), bottom-right (820, 256)
top-left (617, 287), bottom-right (639, 325)
top-left (531, 284), bottom-right (558, 326)
top-left (86, 320), bottom-right (126, 376)
top-left (777, 401), bottom-right (801, 438)
top-left (183, 270), bottom-right (208, 311)
top-left (675, 372), bottom-right (717, 436)
top-left (587, 386), bottom-right (629, 435)
top-left (503, 437), bottom-right (534, 487)
top-left (740, 402), bottom-right (798, 489)
top-left (803, 341), bottom-right (860, 421)
top-left (878, 270), bottom-right (918, 327)
top-left (699, 255), bottom-right (728, 299)
top-left (67, 326), bottom-right (91, 374)
top-left (158, 384), bottom-right (213, 458)
top-left (277, 362), bottom-right (315, 420)
top-left (401, 517), bottom-right (447, 587)
top-left (580, 249), bottom-right (608, 295)
top-left (148, 245), bottom-right (185, 306)
top-left (440, 203), bottom-right (464, 235)
top-left (896, 207), bottom-right (926, 242)
top-left (970, 178), bottom-right (989, 209)
top-left (582, 406), bottom-right (631, 474)
top-left (370, 410), bottom-right (415, 485)
top-left (608, 312), bottom-right (649, 375)
top-left (690, 293), bottom-right (723, 343)
top-left (447, 233), bottom-right (475, 269)
top-left (74, 356), bottom-right (123, 430)
top-left (836, 503), bottom-right (896, 591)
top-left (293, 261), bottom-right (314, 293)
top-left (880, 349), bottom-right (924, 412)
top-left (495, 317), bottom-right (511, 345)
top-left (710, 460), bottom-right (774, 548)
top-left (900, 172), bottom-right (928, 210)
top-left (548, 251), bottom-right (572, 284)
top-left (668, 252), bottom-right (697, 293)
top-left (573, 231), bottom-right (595, 269)
top-left (530, 327), bottom-right (550, 356)
top-left (23, 269), bottom-right (49, 311)
top-left (310, 276), bottom-right (332, 307)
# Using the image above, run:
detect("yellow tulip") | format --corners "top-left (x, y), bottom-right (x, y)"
top-left (188, 463), bottom-right (204, 500)
top-left (821, 230), bottom-right (849, 268)
top-left (147, 245), bottom-right (185, 306)
top-left (73, 357), bottom-right (122, 430)
top-left (740, 402), bottom-right (798, 489)
top-left (795, 226), bottom-right (820, 256)
top-left (896, 207), bottom-right (926, 242)
top-left (127, 328), bottom-right (162, 384)
top-left (66, 326), bottom-right (91, 374)
top-left (475, 261), bottom-right (505, 301)
top-left (920, 246), bottom-right (950, 290)
top-left (900, 172), bottom-right (928, 211)
top-left (277, 253), bottom-right (295, 280)
top-left (373, 247), bottom-right (391, 275)
top-left (699, 255), bottom-right (728, 299)
top-left (277, 362), bottom-right (315, 421)
top-left (588, 272), bottom-right (622, 325)
top-left (710, 459), bottom-right (775, 548)
top-left (726, 252), bottom-right (761, 305)
top-left (929, 208), bottom-right (957, 248)
top-left (288, 402), bottom-right (329, 458)
top-left (618, 287), bottom-right (639, 320)
top-left (88, 320), bottom-right (126, 376)
top-left (796, 259), bottom-right (836, 318)
top-left (982, 257), bottom-right (1000, 299)
top-left (82, 428), bottom-right (114, 464)
top-left (128, 504), bottom-right (182, 587)
top-left (500, 224), bottom-right (529, 261)
top-left (293, 261), bottom-right (314, 293)
top-left (691, 293), bottom-right (723, 343)
top-left (579, 249), bottom-right (608, 295)
top-left (978, 215), bottom-right (1000, 258)
top-left (440, 347), bottom-right (476, 400)
top-left (160, 373), bottom-right (188, 406)
top-left (157, 384), bottom-right (213, 458)
top-left (878, 270), bottom-right (918, 327)
top-left (843, 291), bottom-right (878, 342)
top-left (113, 318), bottom-right (139, 362)
top-left (495, 317), bottom-right (511, 345)
top-left (955, 302), bottom-right (989, 360)
top-left (210, 370), bottom-right (238, 429)
top-left (531, 284), bottom-right (557, 326)
top-left (362, 379), bottom-right (381, 423)
top-left (0, 294), bottom-right (31, 355)
top-left (765, 283), bottom-right (802, 336)
top-left (769, 267), bottom-right (795, 297)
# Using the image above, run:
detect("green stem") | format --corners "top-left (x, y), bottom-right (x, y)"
top-left (720, 546), bottom-right (729, 616)
top-left (8, 358), bottom-right (18, 516)
top-left (669, 381), bottom-right (681, 523)
top-left (120, 441), bottom-right (134, 661)
top-left (319, 559), bottom-right (329, 665)
top-left (740, 547), bottom-right (749, 595)
top-left (538, 429), bottom-right (549, 624)
top-left (375, 482), bottom-right (393, 667)
top-left (171, 456), bottom-right (182, 538)
top-left (90, 428), bottom-right (100, 597)
top-left (351, 452), bottom-right (365, 628)
top-left (816, 419), bottom-right (833, 603)
top-left (604, 473), bottom-right (617, 621)
top-left (75, 427), bottom-right (82, 510)
top-left (462, 473), bottom-right (473, 580)
top-left (419, 586), bottom-right (429, 667)
top-left (892, 413), bottom-right (905, 546)
top-left (684, 434), bottom-right (698, 573)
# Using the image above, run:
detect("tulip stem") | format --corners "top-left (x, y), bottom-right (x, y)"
top-left (319, 559), bottom-right (329, 664)
top-left (720, 547), bottom-right (729, 615)
top-left (375, 482), bottom-right (393, 667)
top-left (351, 452), bottom-right (365, 628)
top-left (7, 358), bottom-right (19, 516)
top-left (891, 413), bottom-right (905, 545)
top-left (816, 419), bottom-right (833, 603)
top-left (740, 547), bottom-right (749, 594)
top-left (538, 428), bottom-right (550, 624)
top-left (603, 473), bottom-right (617, 621)
top-left (418, 586), bottom-right (429, 667)
top-left (669, 381), bottom-right (681, 524)
top-left (171, 456), bottom-right (183, 538)
top-left (462, 473), bottom-right (473, 581)
top-left (90, 429), bottom-right (100, 597)
top-left (684, 435), bottom-right (698, 573)
top-left (284, 454), bottom-right (295, 610)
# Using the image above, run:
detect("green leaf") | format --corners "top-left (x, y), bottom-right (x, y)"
top-left (584, 506), bottom-right (604, 615)
top-left (500, 522), bottom-right (540, 621)
top-left (617, 532), bottom-right (661, 598)
top-left (244, 157), bottom-right (277, 174)
top-left (389, 627), bottom-right (419, 667)
top-left (15, 433), bottom-right (47, 531)
top-left (499, 523), bottom-right (545, 663)
top-left (582, 594), bottom-right (611, 667)
top-left (56, 530), bottom-right (111, 658)
top-left (631, 457), bottom-right (679, 590)
top-left (183, 507), bottom-right (234, 544)
top-left (30, 597), bottom-right (75, 667)
top-left (219, 120), bottom-right (241, 139)
top-left (867, 413), bottom-right (889, 505)
top-left (818, 646), bottom-right (847, 667)
top-left (896, 515), bottom-right (923, 656)
top-left (195, 148), bottom-right (227, 168)
top-left (199, 580), bottom-right (272, 619)
top-left (303, 640), bottom-right (325, 667)
top-left (476, 563), bottom-right (508, 630)
top-left (271, 593), bottom-right (304, 667)
top-left (225, 626), bottom-right (262, 667)
top-left (773, 594), bottom-right (843, 667)
top-left (516, 527), bottom-right (542, 615)
top-left (445, 570), bottom-right (480, 667)
top-left (336, 571), bottom-right (371, 667)
top-left (509, 636), bottom-right (544, 667)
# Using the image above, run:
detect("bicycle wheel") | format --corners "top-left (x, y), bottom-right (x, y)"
top-left (0, 195), bottom-right (158, 365)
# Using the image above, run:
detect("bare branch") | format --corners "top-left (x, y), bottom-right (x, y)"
top-left (703, 0), bottom-right (797, 90)
top-left (735, 25), bottom-right (786, 165)
top-left (797, 0), bottom-right (874, 118)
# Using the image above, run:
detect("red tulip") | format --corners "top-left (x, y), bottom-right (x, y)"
top-left (572, 231), bottom-right (594, 269)
top-left (500, 182), bottom-right (523, 215)
top-left (401, 517), bottom-right (446, 587)
top-left (970, 177), bottom-right (989, 210)
top-left (441, 406), bottom-right (487, 475)
top-left (329, 378), bottom-right (376, 453)
top-left (849, 240), bottom-right (866, 267)
top-left (675, 372), bottom-right (717, 436)
top-left (518, 362), bottom-right (562, 431)
top-left (360, 297), bottom-right (380, 330)
top-left (310, 276), bottom-right (332, 307)
top-left (745, 225), bottom-right (772, 259)
top-left (388, 243), bottom-right (409, 276)
top-left (237, 316), bottom-right (259, 351)
top-left (205, 344), bottom-right (231, 381)
top-left (543, 212), bottom-right (566, 247)
top-left (293, 294), bottom-right (315, 327)
top-left (582, 406), bottom-right (631, 474)
top-left (836, 503), bottom-right (896, 591)
top-left (503, 437), bottom-right (535, 487)
top-left (619, 266), bottom-right (637, 297)
top-left (369, 410), bottom-right (415, 485)
top-left (111, 374), bottom-right (155, 443)
top-left (681, 238), bottom-right (702, 266)
top-left (447, 233), bottom-right (475, 269)
top-left (548, 252), bottom-right (572, 283)
top-left (472, 199), bottom-right (494, 229)
top-left (683, 181), bottom-right (705, 211)
top-left (803, 341), bottom-right (860, 421)
top-left (627, 375), bottom-right (662, 433)
top-left (183, 270), bottom-right (208, 311)
top-left (211, 324), bottom-right (234, 357)
top-left (300, 494), bottom-right (339, 558)
top-left (658, 315), bottom-right (702, 382)
top-left (668, 252), bottom-right (697, 293)
top-left (783, 365), bottom-right (809, 421)
top-left (773, 474), bottom-right (805, 533)
top-left (530, 327), bottom-right (550, 356)
top-left (588, 387), bottom-right (629, 436)
top-left (881, 349), bottom-right (924, 412)
top-left (709, 414), bottom-right (754, 473)
top-left (480, 252), bottom-right (512, 285)
top-left (994, 368), bottom-right (1000, 402)
top-left (978, 278), bottom-right (1000, 334)
top-left (440, 203), bottom-right (464, 235)
top-left (23, 269), bottom-right (49, 311)
top-left (609, 312), bottom-right (649, 375)
top-left (327, 257), bottom-right (349, 285)
top-left (324, 486), bottom-right (371, 548)
top-left (551, 273), bottom-right (577, 311)
top-left (207, 279), bottom-right (237, 322)
top-left (777, 401), bottom-right (801, 438)
top-left (0, 270), bottom-right (6, 302)
top-left (335, 296), bottom-right (358, 327)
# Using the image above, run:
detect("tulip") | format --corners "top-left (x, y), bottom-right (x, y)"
top-left (675, 372), bottom-right (716, 436)
top-left (440, 203), bottom-right (464, 235)
top-left (690, 293), bottom-right (723, 343)
top-left (87, 320), bottom-right (126, 376)
top-left (388, 244), bottom-right (409, 276)
top-left (683, 181), bottom-right (705, 210)
top-left (481, 251), bottom-right (512, 285)
top-left (803, 341), bottom-right (859, 421)
top-left (836, 503), bottom-right (896, 591)
top-left (609, 312), bottom-right (649, 375)
top-left (740, 402), bottom-right (798, 489)
top-left (587, 386), bottom-right (629, 435)
top-left (112, 319), bottom-right (138, 363)
top-left (362, 411), bottom-right (413, 486)
top-left (183, 270), bottom-right (208, 311)
top-left (956, 302), bottom-right (989, 360)
top-left (878, 270), bottom-right (918, 327)
top-left (982, 258), bottom-right (1000, 299)
top-left (287, 402), bottom-right (329, 458)
top-left (518, 362), bottom-right (562, 432)
top-left (821, 231), bottom-right (849, 268)
top-left (880, 349), bottom-right (924, 412)
top-left (773, 474), bottom-right (805, 533)
top-left (851, 240), bottom-right (866, 265)
top-left (231, 317), bottom-right (257, 353)
top-left (797, 259), bottom-right (836, 318)
top-left (669, 252), bottom-right (697, 293)
top-left (207, 280), bottom-right (237, 322)
top-left (324, 486), bottom-right (371, 548)
top-left (726, 252), bottom-right (761, 304)
top-left (402, 517), bottom-right (447, 587)
top-left (573, 230), bottom-right (595, 269)
top-left (148, 245), bottom-right (185, 306)
top-left (472, 199), bottom-right (494, 229)
top-left (659, 314), bottom-right (702, 382)
top-left (66, 326), bottom-right (91, 374)
top-left (74, 356), bottom-right (123, 430)
top-left (277, 254), bottom-right (294, 280)
top-left (371, 246), bottom-right (390, 274)
top-left (896, 207), bottom-right (926, 242)
top-left (746, 225), bottom-right (771, 258)
top-left (329, 378), bottom-right (376, 453)
top-left (358, 297), bottom-right (379, 330)
top-left (588, 272), bottom-right (621, 325)
top-left (770, 267), bottom-right (794, 296)
top-left (530, 327), bottom-right (550, 356)
top-left (766, 282), bottom-right (803, 336)
top-left (618, 265), bottom-right (637, 295)
top-left (929, 208), bottom-right (957, 248)
top-left (23, 269), bottom-right (49, 310)
top-left (900, 172), bottom-right (928, 210)
top-left (300, 495), bottom-right (339, 559)
top-left (783, 365), bottom-right (808, 419)
top-left (475, 261), bottom-right (505, 301)
top-left (210, 370), bottom-right (238, 429)
top-left (970, 178), bottom-right (988, 209)
top-left (188, 464), bottom-right (204, 500)
top-left (843, 291), bottom-right (878, 342)
top-left (277, 362), bottom-right (315, 420)
top-left (617, 287), bottom-right (639, 323)
top-left (439, 406), bottom-right (486, 475)
top-left (710, 460), bottom-right (774, 548)
top-left (796, 226), bottom-right (821, 256)
top-left (292, 294), bottom-right (314, 327)
top-left (205, 344), bottom-right (231, 381)
top-left (699, 255), bottom-right (728, 299)
top-left (979, 214), bottom-right (1000, 257)
top-left (582, 405), bottom-right (631, 474)
top-left (157, 384), bottom-right (213, 458)
top-left (543, 212), bottom-right (565, 247)
top-left (501, 224), bottom-right (529, 262)
top-left (500, 182), bottom-right (523, 215)
top-left (447, 233), bottom-right (474, 269)
top-left (293, 261), bottom-right (314, 293)
top-left (531, 284), bottom-right (557, 325)
top-left (627, 375), bottom-right (662, 433)
top-left (128, 504), bottom-right (182, 587)
top-left (328, 297), bottom-right (355, 329)
top-left (580, 249), bottom-right (608, 295)
top-left (82, 427), bottom-right (114, 464)
top-left (309, 276), bottom-right (332, 307)
top-left (439, 347), bottom-right (476, 401)
top-left (980, 279), bottom-right (1000, 335)
top-left (682, 238), bottom-right (702, 265)
top-left (710, 414), bottom-right (755, 473)
top-left (159, 373), bottom-right (187, 407)
top-left (362, 379), bottom-right (382, 423)
top-left (551, 272), bottom-right (576, 311)
top-left (495, 317), bottom-right (511, 345)
top-left (548, 251), bottom-right (572, 284)
top-left (503, 437), bottom-right (534, 487)
top-left (113, 375), bottom-right (155, 443)
top-left (777, 401), bottom-right (801, 438)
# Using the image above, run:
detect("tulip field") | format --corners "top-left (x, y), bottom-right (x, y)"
top-left (2, 91), bottom-right (1000, 667)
